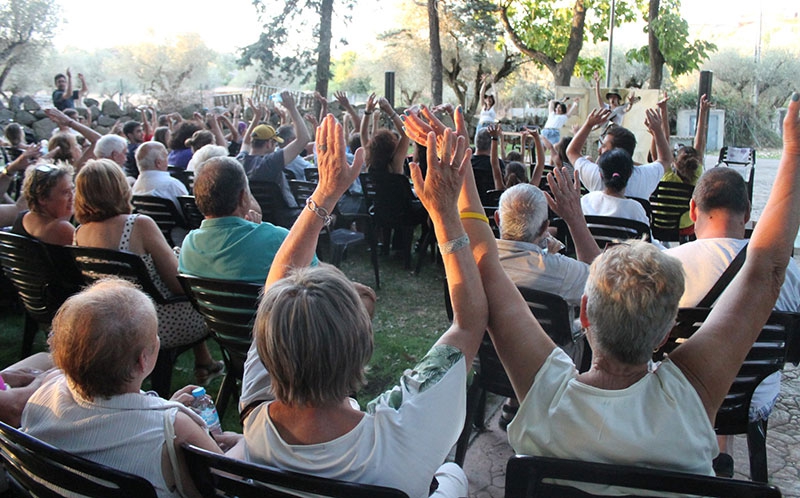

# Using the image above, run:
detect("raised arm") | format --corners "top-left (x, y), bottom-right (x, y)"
top-left (278, 91), bottom-right (311, 166)
top-left (405, 106), bottom-right (555, 398)
top-left (650, 93), bottom-right (669, 163)
top-left (545, 167), bottom-right (601, 264)
top-left (333, 91), bottom-right (360, 131)
top-left (671, 93), bottom-right (800, 422)
top-left (266, 115), bottom-right (364, 287)
top-left (378, 98), bottom-right (409, 176)
top-left (694, 94), bottom-right (711, 156)
top-left (487, 124), bottom-right (505, 190)
top-left (410, 129), bottom-right (488, 367)
top-left (208, 114), bottom-right (227, 147)
top-left (529, 128), bottom-right (546, 187)
top-left (240, 99), bottom-right (265, 154)
top-left (593, 71), bottom-right (603, 106)
top-left (139, 108), bottom-right (153, 138)
top-left (218, 114), bottom-right (240, 145)
top-left (566, 97), bottom-right (580, 118)
top-left (45, 108), bottom-right (102, 145)
top-left (644, 107), bottom-right (672, 173)
top-left (566, 108), bottom-right (611, 165)
top-left (359, 93), bottom-right (376, 146)
top-left (77, 73), bottom-right (88, 99)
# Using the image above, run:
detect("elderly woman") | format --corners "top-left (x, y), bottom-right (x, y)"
top-left (240, 115), bottom-right (487, 498)
top-left (11, 162), bottom-right (75, 245)
top-left (22, 278), bottom-right (243, 497)
top-left (403, 95), bottom-right (800, 477)
top-left (72, 159), bottom-right (222, 385)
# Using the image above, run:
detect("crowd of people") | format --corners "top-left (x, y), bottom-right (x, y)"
top-left (0, 67), bottom-right (799, 497)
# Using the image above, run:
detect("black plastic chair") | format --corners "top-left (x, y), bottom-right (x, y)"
top-left (131, 195), bottom-right (186, 246)
top-left (177, 274), bottom-right (262, 419)
top-left (0, 232), bottom-right (82, 358)
top-left (716, 146), bottom-right (756, 204)
top-left (178, 194), bottom-right (205, 230)
top-left (364, 172), bottom-right (428, 270)
top-left (181, 443), bottom-right (409, 498)
top-left (473, 167), bottom-right (496, 205)
top-left (654, 307), bottom-right (800, 483)
top-left (289, 180), bottom-right (380, 287)
top-left (583, 215), bottom-right (650, 250)
top-left (0, 421), bottom-right (158, 498)
top-left (648, 180), bottom-right (695, 243)
top-left (249, 180), bottom-right (301, 229)
top-left (449, 284), bottom-right (576, 466)
top-left (168, 165), bottom-right (194, 193)
top-left (504, 455), bottom-right (782, 498)
top-left (483, 188), bottom-right (504, 207)
top-left (304, 167), bottom-right (319, 183)
top-left (65, 245), bottom-right (197, 398)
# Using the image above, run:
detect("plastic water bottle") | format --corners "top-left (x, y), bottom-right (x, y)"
top-left (190, 387), bottom-right (221, 434)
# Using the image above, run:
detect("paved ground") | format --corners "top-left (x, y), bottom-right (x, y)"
top-left (462, 155), bottom-right (800, 497)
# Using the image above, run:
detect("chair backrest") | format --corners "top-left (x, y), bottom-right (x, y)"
top-left (583, 215), bottom-right (650, 250)
top-left (0, 232), bottom-right (82, 325)
top-left (288, 179), bottom-right (317, 207)
top-left (304, 167), bottom-right (319, 183)
top-left (65, 245), bottom-right (175, 305)
top-left (483, 189), bottom-right (504, 207)
top-left (177, 274), bottom-right (262, 375)
top-left (516, 286), bottom-right (574, 347)
top-left (368, 172), bottom-right (417, 226)
top-left (655, 307), bottom-right (798, 435)
top-left (168, 166), bottom-right (194, 193)
top-left (504, 455), bottom-right (782, 498)
top-left (473, 168), bottom-right (495, 205)
top-left (648, 180), bottom-right (694, 239)
top-left (626, 196), bottom-right (653, 225)
top-left (181, 444), bottom-right (409, 498)
top-left (249, 180), bottom-right (285, 226)
top-left (716, 146), bottom-right (756, 203)
top-left (131, 195), bottom-right (185, 245)
top-left (178, 195), bottom-right (204, 230)
top-left (0, 421), bottom-right (158, 498)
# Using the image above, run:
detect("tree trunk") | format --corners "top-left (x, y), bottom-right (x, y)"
top-left (554, 0), bottom-right (587, 86)
top-left (428, 0), bottom-right (443, 105)
top-left (315, 0), bottom-right (334, 115)
top-left (647, 0), bottom-right (665, 89)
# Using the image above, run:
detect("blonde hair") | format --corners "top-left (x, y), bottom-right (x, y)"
top-left (22, 162), bottom-right (74, 213)
top-left (74, 159), bottom-right (132, 223)
top-left (51, 278), bottom-right (158, 400)
top-left (585, 240), bottom-right (684, 364)
top-left (255, 265), bottom-right (373, 407)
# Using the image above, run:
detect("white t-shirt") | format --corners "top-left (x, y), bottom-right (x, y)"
top-left (581, 191), bottom-right (649, 225)
top-left (665, 237), bottom-right (800, 412)
top-left (575, 156), bottom-right (664, 199)
top-left (543, 113), bottom-right (568, 130)
top-left (243, 345), bottom-right (467, 498)
top-left (508, 348), bottom-right (717, 479)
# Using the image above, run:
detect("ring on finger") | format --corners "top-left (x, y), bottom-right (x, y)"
top-left (319, 144), bottom-right (328, 152)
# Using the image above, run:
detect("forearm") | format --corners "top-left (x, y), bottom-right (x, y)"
top-left (694, 109), bottom-right (709, 154)
top-left (490, 141), bottom-right (504, 189)
top-left (653, 124), bottom-right (672, 172)
top-left (530, 136), bottom-right (545, 187)
top-left (567, 124), bottom-right (591, 164)
top-left (359, 112), bottom-right (371, 145)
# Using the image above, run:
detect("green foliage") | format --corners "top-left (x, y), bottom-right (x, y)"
top-left (626, 0), bottom-right (715, 82)
top-left (330, 51), bottom-right (372, 94)
top-left (0, 0), bottom-right (60, 98)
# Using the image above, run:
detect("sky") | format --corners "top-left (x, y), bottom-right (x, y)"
top-left (52, 0), bottom-right (797, 55)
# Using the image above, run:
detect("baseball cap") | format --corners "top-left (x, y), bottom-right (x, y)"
top-left (251, 124), bottom-right (284, 143)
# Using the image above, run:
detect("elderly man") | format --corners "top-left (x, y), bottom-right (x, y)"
top-left (132, 142), bottom-right (188, 210)
top-left (238, 91), bottom-right (311, 227)
top-left (664, 167), bottom-right (800, 476)
top-left (567, 106), bottom-right (672, 199)
top-left (92, 134), bottom-right (135, 186)
top-left (178, 156), bottom-right (290, 284)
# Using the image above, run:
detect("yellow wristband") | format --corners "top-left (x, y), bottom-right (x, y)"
top-left (460, 211), bottom-right (490, 224)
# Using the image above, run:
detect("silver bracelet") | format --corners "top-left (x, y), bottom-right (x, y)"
top-left (306, 197), bottom-right (333, 227)
top-left (438, 234), bottom-right (470, 255)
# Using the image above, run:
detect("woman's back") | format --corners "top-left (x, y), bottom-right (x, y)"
top-left (581, 191), bottom-right (649, 225)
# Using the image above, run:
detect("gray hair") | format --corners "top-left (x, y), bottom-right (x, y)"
top-left (94, 134), bottom-right (127, 159)
top-left (255, 264), bottom-right (373, 407)
top-left (187, 144), bottom-right (229, 174)
top-left (497, 183), bottom-right (549, 243)
top-left (585, 240), bottom-right (684, 365)
top-left (475, 129), bottom-right (492, 151)
top-left (135, 142), bottom-right (167, 172)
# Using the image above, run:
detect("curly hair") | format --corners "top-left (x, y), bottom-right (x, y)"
top-left (170, 122), bottom-right (201, 151)
top-left (366, 129), bottom-right (398, 174)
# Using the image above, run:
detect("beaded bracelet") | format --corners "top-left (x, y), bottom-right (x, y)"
top-left (438, 234), bottom-right (470, 255)
top-left (460, 211), bottom-right (490, 224)
top-left (306, 198), bottom-right (333, 227)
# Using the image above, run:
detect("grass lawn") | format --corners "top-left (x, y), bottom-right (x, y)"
top-left (0, 230), bottom-right (449, 432)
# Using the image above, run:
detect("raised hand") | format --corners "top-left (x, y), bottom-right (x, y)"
top-left (314, 91), bottom-right (328, 105)
top-left (44, 108), bottom-right (72, 127)
top-left (545, 167), bottom-right (583, 223)
top-left (378, 97), bottom-right (394, 115)
top-left (279, 90), bottom-right (295, 109)
top-left (699, 94), bottom-right (711, 114)
top-left (409, 128), bottom-right (469, 221)
top-left (585, 107), bottom-right (612, 129)
top-left (333, 91), bottom-right (350, 108)
top-left (314, 114), bottom-right (364, 201)
top-left (785, 92), bottom-right (800, 156)
top-left (364, 93), bottom-right (377, 114)
top-left (644, 107), bottom-right (663, 136)
top-left (487, 123), bottom-right (502, 139)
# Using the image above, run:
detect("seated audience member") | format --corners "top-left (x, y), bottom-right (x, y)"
top-left (22, 278), bottom-right (243, 497)
top-left (472, 128), bottom-right (505, 195)
top-left (186, 144), bottom-right (228, 173)
top-left (363, 96), bottom-right (408, 176)
top-left (241, 116), bottom-right (485, 498)
top-left (185, 130), bottom-right (215, 156)
top-left (664, 166), bottom-right (800, 476)
top-left (0, 353), bottom-right (53, 427)
top-left (405, 94), bottom-right (800, 478)
top-left (73, 159), bottom-right (222, 385)
top-left (567, 107), bottom-right (671, 199)
top-left (238, 92), bottom-right (310, 227)
top-left (132, 142), bottom-right (188, 209)
top-left (153, 126), bottom-right (171, 149)
top-left (580, 148), bottom-right (649, 225)
top-left (47, 133), bottom-right (82, 167)
top-left (45, 108), bottom-right (103, 171)
top-left (276, 124), bottom-right (312, 181)
top-left (0, 145), bottom-right (37, 227)
top-left (168, 122), bottom-right (202, 170)
top-left (12, 163), bottom-right (75, 245)
top-left (123, 121), bottom-right (145, 179)
top-left (179, 156), bottom-right (288, 284)
top-left (94, 133), bottom-right (136, 185)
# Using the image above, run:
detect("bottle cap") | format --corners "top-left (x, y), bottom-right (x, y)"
top-left (191, 387), bottom-right (206, 398)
